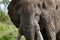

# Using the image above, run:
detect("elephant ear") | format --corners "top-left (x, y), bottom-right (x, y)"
top-left (8, 0), bottom-right (20, 28)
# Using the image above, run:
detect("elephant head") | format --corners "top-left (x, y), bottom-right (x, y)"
top-left (8, 0), bottom-right (44, 40)
top-left (16, 1), bottom-right (44, 40)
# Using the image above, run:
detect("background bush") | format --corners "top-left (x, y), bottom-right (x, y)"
top-left (0, 10), bottom-right (9, 22)
top-left (0, 0), bottom-right (26, 40)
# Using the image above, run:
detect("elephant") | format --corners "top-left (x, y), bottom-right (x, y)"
top-left (8, 0), bottom-right (60, 40)
top-left (8, 0), bottom-right (44, 40)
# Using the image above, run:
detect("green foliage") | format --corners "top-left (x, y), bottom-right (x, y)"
top-left (0, 22), bottom-right (17, 40)
top-left (0, 10), bottom-right (9, 22)
top-left (0, 22), bottom-right (26, 40)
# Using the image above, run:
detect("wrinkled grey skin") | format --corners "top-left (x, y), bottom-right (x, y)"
top-left (8, 0), bottom-right (44, 40)
top-left (16, 1), bottom-right (44, 40)
top-left (8, 0), bottom-right (60, 40)
top-left (39, 0), bottom-right (60, 40)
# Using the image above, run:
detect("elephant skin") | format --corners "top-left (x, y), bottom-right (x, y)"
top-left (8, 0), bottom-right (60, 40)
top-left (8, 0), bottom-right (44, 40)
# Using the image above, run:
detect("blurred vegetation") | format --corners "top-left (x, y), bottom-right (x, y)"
top-left (0, 0), bottom-right (10, 22)
top-left (0, 10), bottom-right (9, 22)
top-left (0, 22), bottom-right (26, 40)
top-left (0, 10), bottom-right (26, 40)
top-left (0, 0), bottom-right (26, 40)
top-left (0, 22), bottom-right (18, 40)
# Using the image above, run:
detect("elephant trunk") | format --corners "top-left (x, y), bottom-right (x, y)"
top-left (18, 2), bottom-right (35, 33)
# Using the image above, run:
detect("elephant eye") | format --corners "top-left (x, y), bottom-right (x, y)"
top-left (35, 13), bottom-right (40, 22)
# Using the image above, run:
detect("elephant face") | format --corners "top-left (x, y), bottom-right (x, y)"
top-left (8, 0), bottom-right (49, 40)
top-left (16, 1), bottom-right (42, 28)
top-left (14, 1), bottom-right (44, 40)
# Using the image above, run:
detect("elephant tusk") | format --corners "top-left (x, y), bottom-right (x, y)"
top-left (37, 31), bottom-right (44, 40)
